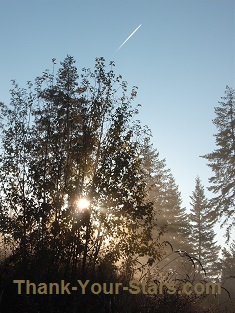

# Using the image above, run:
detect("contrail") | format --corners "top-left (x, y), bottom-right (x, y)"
top-left (115, 24), bottom-right (142, 54)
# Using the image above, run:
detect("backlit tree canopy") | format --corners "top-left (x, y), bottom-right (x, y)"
top-left (0, 56), bottom-right (159, 279)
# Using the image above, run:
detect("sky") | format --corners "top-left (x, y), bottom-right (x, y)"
top-left (0, 0), bottom-right (234, 247)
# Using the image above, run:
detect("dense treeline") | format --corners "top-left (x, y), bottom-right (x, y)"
top-left (0, 57), bottom-right (234, 312)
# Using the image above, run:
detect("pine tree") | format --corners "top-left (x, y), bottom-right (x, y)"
top-left (189, 177), bottom-right (220, 278)
top-left (217, 241), bottom-right (235, 301)
top-left (220, 241), bottom-right (235, 280)
top-left (139, 139), bottom-right (170, 231)
top-left (139, 139), bottom-right (191, 253)
top-left (160, 174), bottom-right (191, 253)
top-left (202, 86), bottom-right (235, 241)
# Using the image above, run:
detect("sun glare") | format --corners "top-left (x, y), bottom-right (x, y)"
top-left (77, 198), bottom-right (90, 211)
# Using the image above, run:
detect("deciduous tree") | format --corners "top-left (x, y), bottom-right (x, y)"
top-left (0, 56), bottom-right (160, 280)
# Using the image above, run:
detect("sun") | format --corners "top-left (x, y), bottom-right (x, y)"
top-left (77, 198), bottom-right (90, 211)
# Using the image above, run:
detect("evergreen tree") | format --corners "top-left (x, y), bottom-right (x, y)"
top-left (220, 241), bottom-right (235, 280)
top-left (140, 140), bottom-right (191, 253)
top-left (140, 139), bottom-right (170, 233)
top-left (160, 174), bottom-right (191, 253)
top-left (202, 86), bottom-right (235, 241)
top-left (189, 177), bottom-right (220, 278)
top-left (217, 241), bottom-right (235, 302)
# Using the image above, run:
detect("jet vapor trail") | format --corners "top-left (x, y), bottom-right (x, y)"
top-left (115, 24), bottom-right (142, 53)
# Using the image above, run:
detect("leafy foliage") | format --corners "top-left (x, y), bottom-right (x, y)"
top-left (0, 56), bottom-right (228, 312)
top-left (0, 56), bottom-right (161, 281)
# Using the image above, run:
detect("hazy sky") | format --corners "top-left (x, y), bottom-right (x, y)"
top-left (0, 0), bottom-right (234, 245)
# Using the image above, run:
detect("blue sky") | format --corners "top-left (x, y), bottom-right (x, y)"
top-left (0, 0), bottom-right (234, 245)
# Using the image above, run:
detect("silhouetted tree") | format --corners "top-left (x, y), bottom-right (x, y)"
top-left (202, 86), bottom-right (235, 241)
top-left (0, 83), bottom-right (34, 266)
top-left (0, 56), bottom-right (162, 283)
top-left (0, 56), bottom-right (216, 313)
